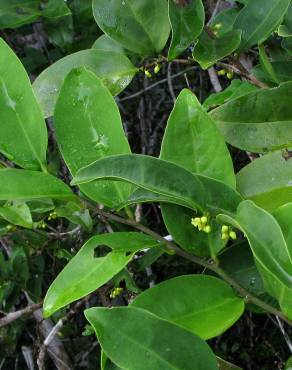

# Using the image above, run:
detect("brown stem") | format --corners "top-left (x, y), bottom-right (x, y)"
top-left (217, 61), bottom-right (268, 89)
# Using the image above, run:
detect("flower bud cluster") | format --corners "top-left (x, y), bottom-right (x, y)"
top-left (191, 216), bottom-right (211, 234)
top-left (221, 225), bottom-right (237, 240)
top-left (110, 287), bottom-right (123, 299)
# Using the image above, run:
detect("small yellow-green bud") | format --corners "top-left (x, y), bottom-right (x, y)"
top-left (221, 232), bottom-right (229, 240)
top-left (226, 71), bottom-right (234, 80)
top-left (154, 64), bottom-right (161, 74)
top-left (144, 70), bottom-right (152, 78)
top-left (165, 248), bottom-right (176, 255)
top-left (203, 225), bottom-right (211, 233)
top-left (217, 69), bottom-right (226, 76)
top-left (229, 231), bottom-right (237, 240)
top-left (213, 23), bottom-right (223, 30)
top-left (221, 225), bottom-right (229, 233)
top-left (201, 216), bottom-right (208, 225)
top-left (110, 287), bottom-right (123, 299)
top-left (191, 217), bottom-right (201, 227)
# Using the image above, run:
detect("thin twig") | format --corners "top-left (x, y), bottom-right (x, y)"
top-left (167, 63), bottom-right (176, 103)
top-left (207, 0), bottom-right (222, 25)
top-left (208, 67), bottom-right (222, 92)
top-left (0, 303), bottom-right (42, 328)
top-left (217, 61), bottom-right (268, 88)
top-left (37, 296), bottom-right (88, 370)
top-left (119, 67), bottom-right (197, 102)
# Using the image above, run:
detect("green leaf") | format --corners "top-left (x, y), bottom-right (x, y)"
top-left (285, 356), bottom-right (292, 370)
top-left (54, 67), bottom-right (132, 208)
top-left (236, 151), bottom-right (292, 212)
top-left (161, 204), bottom-right (226, 257)
top-left (73, 154), bottom-right (242, 216)
top-left (159, 89), bottom-right (235, 256)
top-left (33, 49), bottom-right (137, 117)
top-left (210, 8), bottom-right (240, 37)
top-left (273, 203), bottom-right (292, 256)
top-left (118, 188), bottom-right (193, 211)
top-left (0, 201), bottom-right (33, 229)
top-left (278, 3), bottom-right (292, 37)
top-left (217, 241), bottom-right (277, 313)
top-left (44, 14), bottom-right (73, 52)
top-left (160, 89), bottom-right (235, 187)
top-left (43, 233), bottom-right (158, 317)
top-left (192, 30), bottom-right (241, 70)
top-left (85, 306), bottom-right (219, 370)
top-left (55, 202), bottom-right (93, 231)
top-left (0, 168), bottom-right (77, 203)
top-left (210, 82), bottom-right (292, 152)
top-left (233, 0), bottom-right (290, 52)
top-left (131, 275), bottom-right (244, 339)
top-left (0, 1), bottom-right (39, 28)
top-left (253, 61), bottom-right (292, 85)
top-left (92, 0), bottom-right (170, 56)
top-left (218, 200), bottom-right (292, 319)
top-left (203, 80), bottom-right (258, 110)
top-left (0, 38), bottom-right (47, 170)
top-left (92, 35), bottom-right (125, 54)
top-left (217, 357), bottom-right (242, 370)
top-left (218, 241), bottom-right (266, 297)
top-left (0, 0), bottom-right (71, 29)
top-left (168, 0), bottom-right (204, 60)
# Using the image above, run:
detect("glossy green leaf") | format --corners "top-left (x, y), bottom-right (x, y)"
top-left (219, 241), bottom-right (266, 297)
top-left (92, 35), bottom-right (125, 54)
top-left (258, 44), bottom-right (279, 84)
top-left (43, 233), bottom-right (158, 317)
top-left (0, 38), bottom-right (47, 170)
top-left (85, 306), bottom-right (219, 370)
top-left (0, 168), bottom-right (77, 203)
top-left (193, 30), bottom-right (241, 70)
top-left (160, 89), bottom-right (235, 187)
top-left (253, 61), bottom-right (292, 85)
top-left (33, 49), bottom-right (137, 117)
top-left (40, 0), bottom-right (71, 20)
top-left (233, 0), bottom-right (290, 52)
top-left (0, 201), bottom-right (33, 229)
top-left (203, 80), bottom-right (258, 110)
top-left (0, 0), bottom-right (71, 29)
top-left (273, 203), bottom-right (292, 256)
top-left (73, 154), bottom-right (242, 216)
top-left (217, 241), bottom-right (277, 313)
top-left (210, 8), bottom-right (240, 37)
top-left (159, 89), bottom-right (235, 256)
top-left (218, 200), bottom-right (292, 319)
top-left (0, 0), bottom-right (39, 28)
top-left (55, 202), bottom-right (93, 231)
top-left (168, 0), bottom-right (204, 60)
top-left (210, 82), bottom-right (292, 152)
top-left (161, 204), bottom-right (225, 257)
top-left (278, 3), bottom-right (292, 37)
top-left (237, 151), bottom-right (292, 212)
top-left (132, 275), bottom-right (244, 339)
top-left (119, 188), bottom-right (193, 211)
top-left (92, 0), bottom-right (170, 56)
top-left (54, 68), bottom-right (132, 208)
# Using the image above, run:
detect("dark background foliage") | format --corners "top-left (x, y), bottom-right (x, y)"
top-left (0, 1), bottom-right (291, 369)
